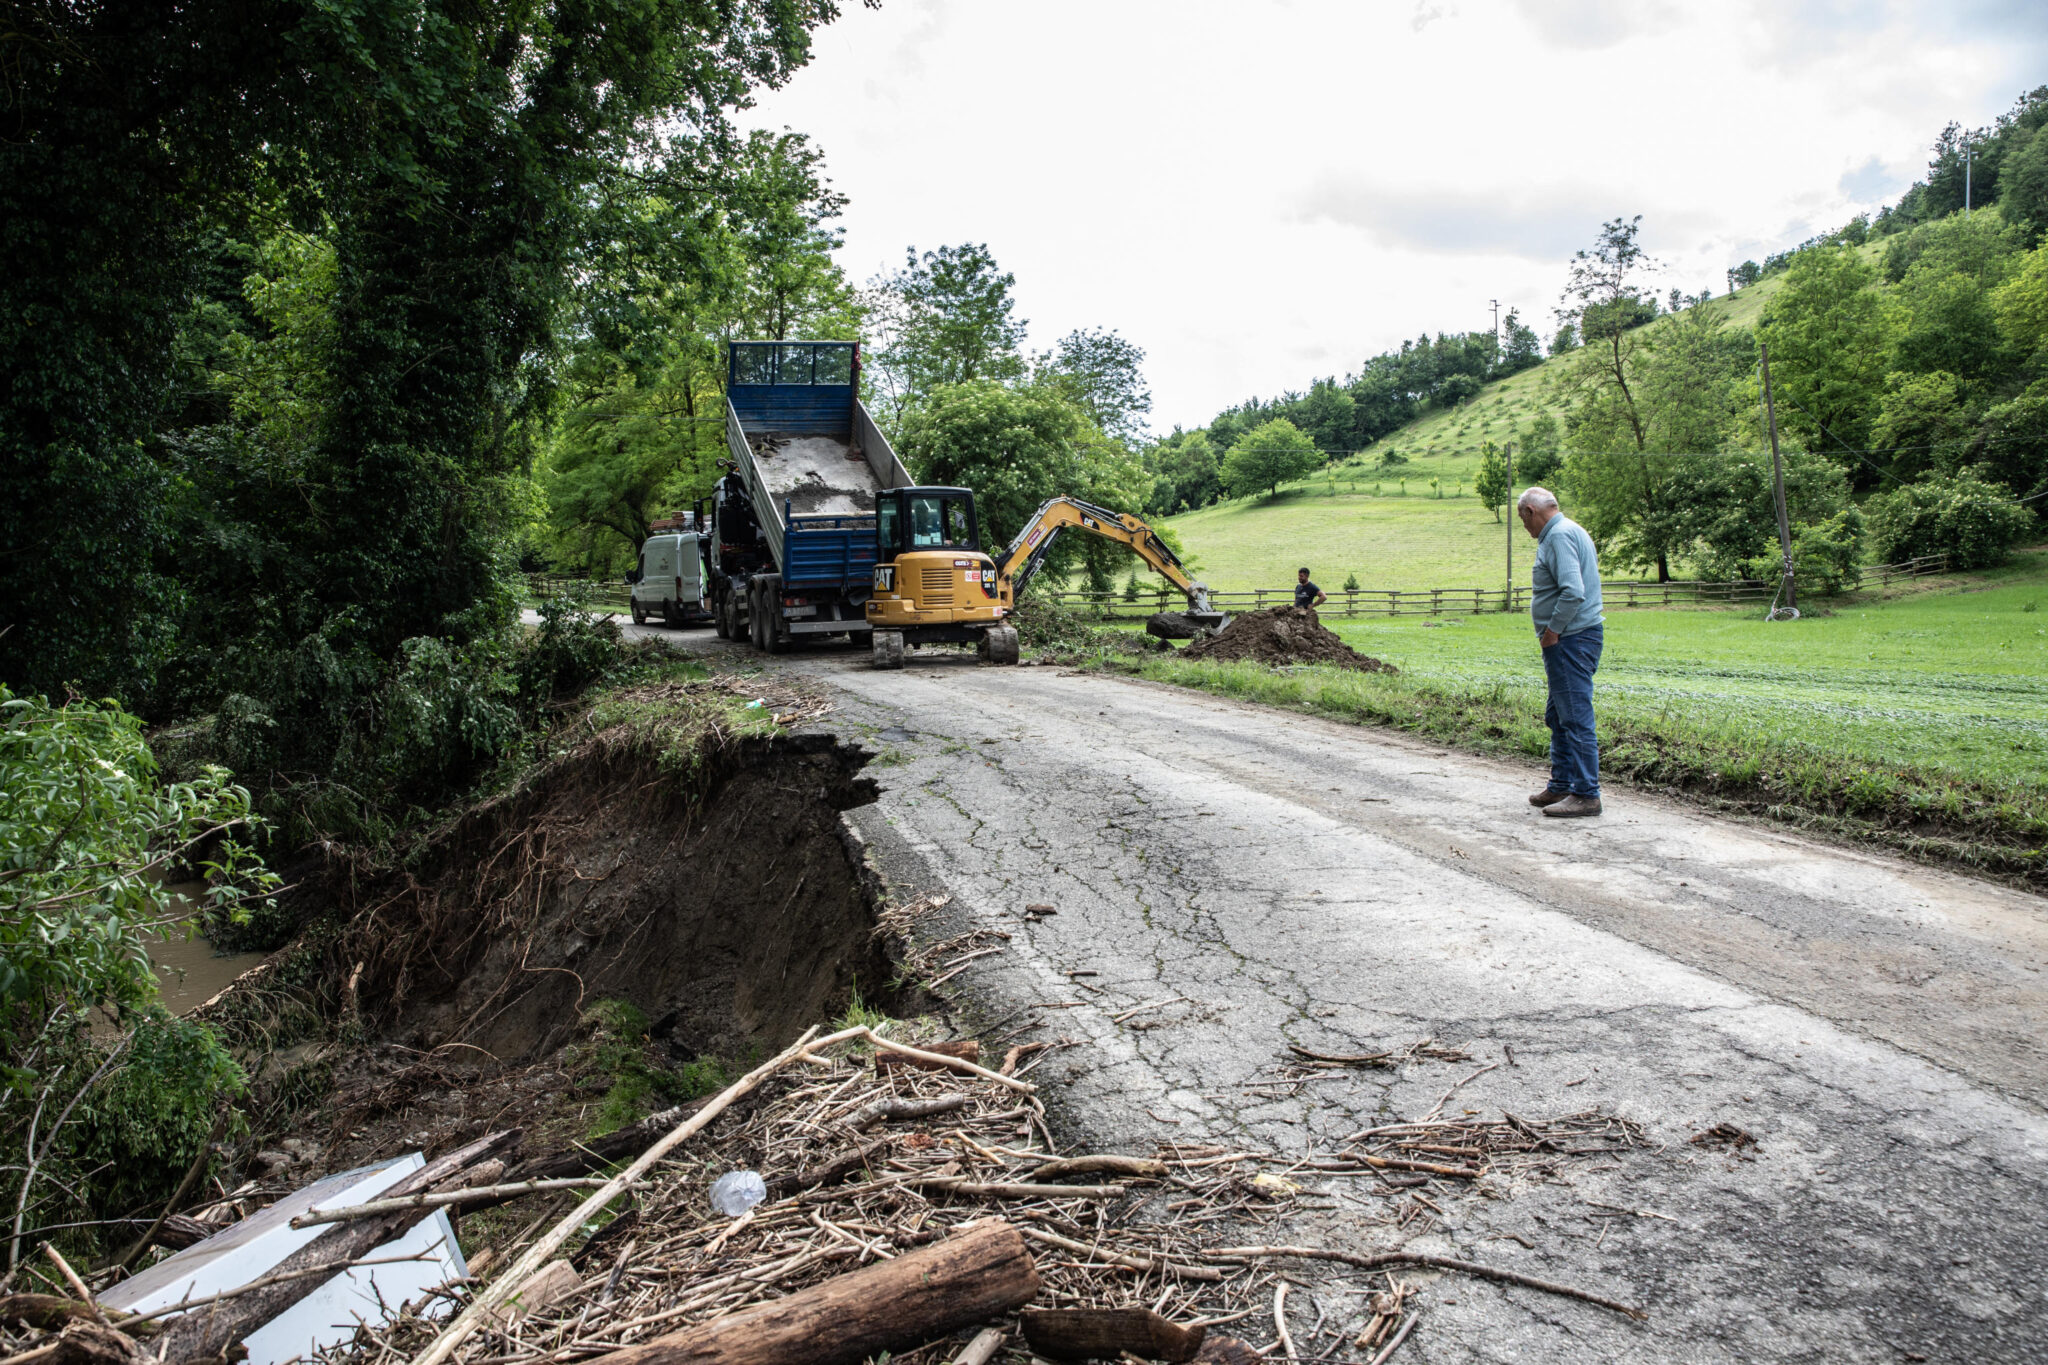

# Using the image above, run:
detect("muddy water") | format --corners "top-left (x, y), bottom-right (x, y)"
top-left (147, 882), bottom-right (264, 1014)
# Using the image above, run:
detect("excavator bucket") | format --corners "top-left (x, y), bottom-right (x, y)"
top-left (1145, 610), bottom-right (1228, 640)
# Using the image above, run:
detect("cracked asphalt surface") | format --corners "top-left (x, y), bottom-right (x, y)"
top-left (615, 621), bottom-right (2048, 1361)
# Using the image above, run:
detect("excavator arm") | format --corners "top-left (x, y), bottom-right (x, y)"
top-left (994, 497), bottom-right (1224, 623)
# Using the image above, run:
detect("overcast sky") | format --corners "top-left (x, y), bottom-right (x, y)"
top-left (741, 0), bottom-right (2048, 433)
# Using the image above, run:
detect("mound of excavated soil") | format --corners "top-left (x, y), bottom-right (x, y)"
top-left (1180, 606), bottom-right (1397, 672)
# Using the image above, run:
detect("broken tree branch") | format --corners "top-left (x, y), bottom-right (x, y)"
top-left (1198, 1245), bottom-right (1645, 1321)
top-left (806, 1029), bottom-right (1035, 1095)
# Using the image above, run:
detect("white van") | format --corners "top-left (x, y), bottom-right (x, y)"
top-left (630, 529), bottom-right (710, 627)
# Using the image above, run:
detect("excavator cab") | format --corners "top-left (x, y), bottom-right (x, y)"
top-left (877, 487), bottom-right (982, 560)
top-left (866, 488), bottom-right (1010, 667)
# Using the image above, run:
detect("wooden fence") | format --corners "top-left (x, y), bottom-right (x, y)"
top-left (525, 573), bottom-right (633, 611)
top-left (524, 553), bottom-right (1953, 621)
top-left (1042, 553), bottom-right (1954, 620)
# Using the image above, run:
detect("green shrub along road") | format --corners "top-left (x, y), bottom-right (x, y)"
top-left (1090, 551), bottom-right (2048, 883)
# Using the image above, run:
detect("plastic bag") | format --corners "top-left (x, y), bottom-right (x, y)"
top-left (708, 1169), bottom-right (768, 1217)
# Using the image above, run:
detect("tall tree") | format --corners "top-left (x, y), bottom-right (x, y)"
top-left (868, 243), bottom-right (1027, 423)
top-left (1, 0), bottom-right (839, 709)
top-left (1556, 216), bottom-right (1673, 576)
top-left (1755, 245), bottom-right (1897, 466)
top-left (1222, 419), bottom-right (1321, 497)
top-left (1496, 308), bottom-right (1543, 376)
top-left (1035, 328), bottom-right (1152, 447)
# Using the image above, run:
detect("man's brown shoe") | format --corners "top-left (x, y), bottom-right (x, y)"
top-left (1529, 789), bottom-right (1571, 807)
top-left (1542, 794), bottom-right (1602, 818)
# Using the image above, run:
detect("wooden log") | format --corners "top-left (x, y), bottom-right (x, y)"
top-left (1020, 1307), bottom-right (1206, 1361)
top-left (837, 1094), bottom-right (969, 1132)
top-left (875, 1039), bottom-right (979, 1073)
top-left (583, 1221), bottom-right (1040, 1365)
top-left (149, 1129), bottom-right (523, 1362)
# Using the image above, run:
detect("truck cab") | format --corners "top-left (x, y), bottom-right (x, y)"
top-left (867, 487), bottom-right (1004, 632)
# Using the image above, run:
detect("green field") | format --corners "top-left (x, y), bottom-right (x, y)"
top-left (1083, 552), bottom-right (2048, 881)
top-left (1164, 243), bottom-right (1893, 591)
top-left (1170, 485), bottom-right (1525, 590)
top-left (1315, 559), bottom-right (2048, 790)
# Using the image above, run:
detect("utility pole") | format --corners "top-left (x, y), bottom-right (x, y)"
top-left (1758, 343), bottom-right (1798, 619)
top-left (1504, 441), bottom-right (1515, 611)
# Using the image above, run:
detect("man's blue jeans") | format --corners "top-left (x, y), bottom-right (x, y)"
top-left (1542, 625), bottom-right (1602, 798)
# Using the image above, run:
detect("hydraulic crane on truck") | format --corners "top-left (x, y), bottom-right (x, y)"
top-left (864, 490), bottom-right (1227, 668)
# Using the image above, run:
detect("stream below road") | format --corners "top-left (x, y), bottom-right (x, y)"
top-left (147, 882), bottom-right (264, 1014)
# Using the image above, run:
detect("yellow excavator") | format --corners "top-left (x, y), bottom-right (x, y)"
top-left (864, 488), bottom-right (1225, 668)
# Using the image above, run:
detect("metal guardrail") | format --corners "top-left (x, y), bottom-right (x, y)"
top-left (1043, 554), bottom-right (1954, 620)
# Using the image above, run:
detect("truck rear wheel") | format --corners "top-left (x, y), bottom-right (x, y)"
top-left (979, 625), bottom-right (1020, 665)
top-left (760, 575), bottom-right (785, 654)
top-left (711, 587), bottom-right (729, 638)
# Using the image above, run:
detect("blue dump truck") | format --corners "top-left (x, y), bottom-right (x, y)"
top-left (707, 341), bottom-right (914, 651)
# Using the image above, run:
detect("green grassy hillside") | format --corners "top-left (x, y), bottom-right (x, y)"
top-left (1165, 242), bottom-right (1891, 590)
top-left (1171, 486), bottom-right (1518, 590)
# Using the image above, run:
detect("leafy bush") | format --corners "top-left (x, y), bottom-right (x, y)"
top-left (1866, 469), bottom-right (2034, 569)
top-left (73, 1008), bottom-right (247, 1221)
top-left (2, 687), bottom-right (278, 1047)
top-left (518, 588), bottom-right (625, 711)
top-left (1741, 507), bottom-right (1866, 596)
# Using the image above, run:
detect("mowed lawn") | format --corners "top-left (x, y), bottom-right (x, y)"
top-left (1314, 557), bottom-right (2048, 790)
top-left (1170, 488), bottom-right (1522, 589)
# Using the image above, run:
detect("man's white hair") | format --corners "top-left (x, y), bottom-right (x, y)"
top-left (1517, 486), bottom-right (1560, 512)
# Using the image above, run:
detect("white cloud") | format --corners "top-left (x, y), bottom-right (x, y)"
top-left (743, 0), bottom-right (2046, 430)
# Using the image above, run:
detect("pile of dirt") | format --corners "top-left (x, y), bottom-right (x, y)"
top-left (1179, 605), bottom-right (1398, 672)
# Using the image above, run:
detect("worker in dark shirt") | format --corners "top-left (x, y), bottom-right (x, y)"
top-left (1295, 567), bottom-right (1326, 609)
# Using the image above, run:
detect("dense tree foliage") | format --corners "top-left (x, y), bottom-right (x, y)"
top-left (1222, 420), bottom-right (1323, 498)
top-left (867, 244), bottom-right (1029, 422)
top-left (893, 380), bottom-right (1150, 590)
top-left (1034, 328), bottom-right (1154, 448)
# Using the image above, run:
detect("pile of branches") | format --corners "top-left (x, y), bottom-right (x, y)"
top-left (0, 1027), bottom-right (1649, 1365)
top-left (304, 1031), bottom-right (1642, 1365)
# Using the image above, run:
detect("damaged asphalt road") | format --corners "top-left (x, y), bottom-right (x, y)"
top-left (609, 622), bottom-right (2048, 1360)
top-left (804, 650), bottom-right (2047, 1364)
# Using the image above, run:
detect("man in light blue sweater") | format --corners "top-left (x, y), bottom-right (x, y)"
top-left (1517, 487), bottom-right (1605, 817)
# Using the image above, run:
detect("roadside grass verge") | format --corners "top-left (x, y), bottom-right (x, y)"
top-left (1065, 561), bottom-right (2048, 888)
top-left (1111, 652), bottom-right (2045, 887)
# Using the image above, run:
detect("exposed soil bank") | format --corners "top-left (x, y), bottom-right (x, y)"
top-left (327, 729), bottom-right (887, 1064)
